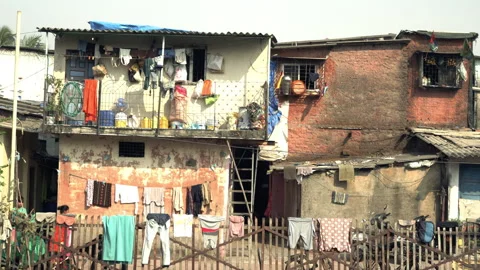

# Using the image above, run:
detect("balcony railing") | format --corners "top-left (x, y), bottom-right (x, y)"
top-left (44, 79), bottom-right (268, 140)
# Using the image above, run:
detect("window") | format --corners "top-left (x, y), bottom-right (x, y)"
top-left (420, 53), bottom-right (462, 88)
top-left (282, 64), bottom-right (318, 90)
top-left (460, 164), bottom-right (480, 200)
top-left (119, 142), bottom-right (145, 158)
top-left (65, 50), bottom-right (94, 81)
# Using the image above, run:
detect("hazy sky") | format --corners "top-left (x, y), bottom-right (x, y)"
top-left (1, 0), bottom-right (479, 53)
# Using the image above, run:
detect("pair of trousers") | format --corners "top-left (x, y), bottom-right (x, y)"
top-left (288, 217), bottom-right (315, 250)
top-left (142, 219), bottom-right (170, 266)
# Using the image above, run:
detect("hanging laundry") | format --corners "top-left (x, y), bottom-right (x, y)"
top-left (0, 214), bottom-right (12, 245)
top-left (296, 166), bottom-right (315, 184)
top-left (190, 184), bottom-right (203, 216)
top-left (92, 181), bottom-right (112, 207)
top-left (186, 187), bottom-right (194, 215)
top-left (173, 214), bottom-right (193, 238)
top-left (85, 179), bottom-right (94, 207)
top-left (198, 215), bottom-right (225, 249)
top-left (143, 58), bottom-right (154, 90)
top-left (94, 44), bottom-right (101, 60)
top-left (143, 187), bottom-right (165, 217)
top-left (115, 184), bottom-right (140, 214)
top-left (175, 49), bottom-right (187, 64)
top-left (229, 216), bottom-right (244, 238)
top-left (338, 164), bottom-right (355, 182)
top-left (102, 215), bottom-right (135, 264)
top-left (429, 32), bottom-right (438, 52)
top-left (318, 218), bottom-right (352, 253)
top-left (35, 212), bottom-right (56, 223)
top-left (77, 40), bottom-right (88, 54)
top-left (288, 217), bottom-right (315, 250)
top-left (119, 48), bottom-right (132, 66)
top-left (83, 79), bottom-right (98, 123)
top-left (49, 215), bottom-right (75, 253)
top-left (284, 165), bottom-right (297, 180)
top-left (202, 182), bottom-right (212, 208)
top-left (174, 65), bottom-right (188, 82)
top-left (142, 214), bottom-right (170, 266)
top-left (163, 49), bottom-right (175, 59)
top-left (172, 187), bottom-right (184, 214)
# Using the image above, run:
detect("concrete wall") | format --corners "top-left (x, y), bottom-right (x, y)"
top-left (58, 134), bottom-right (230, 216)
top-left (0, 49), bottom-right (54, 102)
top-left (300, 164), bottom-right (441, 222)
top-left (0, 129), bottom-right (11, 199)
top-left (53, 34), bottom-right (269, 127)
top-left (446, 162), bottom-right (480, 221)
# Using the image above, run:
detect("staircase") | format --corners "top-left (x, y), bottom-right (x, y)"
top-left (230, 147), bottom-right (258, 217)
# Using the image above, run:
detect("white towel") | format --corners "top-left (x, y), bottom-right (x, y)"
top-left (115, 184), bottom-right (140, 214)
top-left (173, 214), bottom-right (193, 238)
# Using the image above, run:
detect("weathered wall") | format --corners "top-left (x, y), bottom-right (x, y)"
top-left (0, 49), bottom-right (54, 102)
top-left (300, 164), bottom-right (441, 222)
top-left (58, 135), bottom-right (230, 216)
top-left (0, 129), bottom-right (11, 199)
top-left (405, 35), bottom-right (471, 128)
top-left (53, 35), bottom-right (269, 127)
top-left (274, 43), bottom-right (409, 159)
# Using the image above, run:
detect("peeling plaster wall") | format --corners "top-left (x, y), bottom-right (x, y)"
top-left (301, 164), bottom-right (441, 222)
top-left (58, 135), bottom-right (230, 216)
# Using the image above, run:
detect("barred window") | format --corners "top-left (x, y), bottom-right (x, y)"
top-left (420, 53), bottom-right (463, 88)
top-left (119, 142), bottom-right (145, 158)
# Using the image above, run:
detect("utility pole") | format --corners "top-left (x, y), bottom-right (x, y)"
top-left (8, 11), bottom-right (22, 206)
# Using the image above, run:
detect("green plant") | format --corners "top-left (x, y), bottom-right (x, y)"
top-left (45, 75), bottom-right (64, 120)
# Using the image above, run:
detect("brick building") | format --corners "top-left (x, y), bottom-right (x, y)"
top-left (266, 31), bottom-right (479, 222)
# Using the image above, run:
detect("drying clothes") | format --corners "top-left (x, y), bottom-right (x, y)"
top-left (35, 212), bottom-right (56, 223)
top-left (94, 44), bottom-right (101, 60)
top-left (86, 179), bottom-right (94, 207)
top-left (92, 181), bottom-right (112, 207)
top-left (173, 214), bottom-right (193, 238)
top-left (296, 166), bottom-right (315, 184)
top-left (119, 48), bottom-right (132, 66)
top-left (338, 164), bottom-right (355, 182)
top-left (142, 218), bottom-right (170, 266)
top-left (144, 187), bottom-right (165, 217)
top-left (83, 79), bottom-right (98, 123)
top-left (187, 185), bottom-right (203, 217)
top-left (115, 184), bottom-right (140, 214)
top-left (102, 215), bottom-right (135, 263)
top-left (229, 216), bottom-right (244, 238)
top-left (163, 49), bottom-right (175, 59)
top-left (174, 49), bottom-right (187, 64)
top-left (198, 215), bottom-right (225, 249)
top-left (49, 224), bottom-right (72, 253)
top-left (186, 187), bottom-right (193, 215)
top-left (57, 214), bottom-right (76, 226)
top-left (172, 187), bottom-right (184, 214)
top-left (174, 65), bottom-right (188, 82)
top-left (146, 213), bottom-right (170, 226)
top-left (143, 58), bottom-right (154, 90)
top-left (0, 215), bottom-right (12, 243)
top-left (318, 218), bottom-right (352, 253)
top-left (288, 217), bottom-right (315, 250)
top-left (202, 182), bottom-right (212, 208)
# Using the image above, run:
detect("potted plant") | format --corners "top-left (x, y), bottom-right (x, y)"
top-left (45, 76), bottom-right (64, 124)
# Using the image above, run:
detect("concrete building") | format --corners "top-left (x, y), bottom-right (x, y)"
top-left (267, 30), bottom-right (479, 222)
top-left (39, 25), bottom-right (275, 218)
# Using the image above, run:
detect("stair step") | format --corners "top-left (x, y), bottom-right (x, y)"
top-left (232, 190), bottom-right (252, 193)
top-left (232, 212), bottom-right (251, 216)
top-left (232, 179), bottom-right (252, 182)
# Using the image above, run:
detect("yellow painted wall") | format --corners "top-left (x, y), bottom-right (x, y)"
top-left (53, 34), bottom-right (270, 128)
top-left (0, 129), bottom-right (11, 201)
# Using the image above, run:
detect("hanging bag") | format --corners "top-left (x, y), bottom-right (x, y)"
top-left (207, 54), bottom-right (224, 72)
top-left (192, 79), bottom-right (204, 98)
top-left (201, 79), bottom-right (213, 97)
top-left (417, 221), bottom-right (434, 244)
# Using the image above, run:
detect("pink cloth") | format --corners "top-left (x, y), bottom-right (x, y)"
top-left (229, 216), bottom-right (244, 238)
top-left (318, 218), bottom-right (352, 252)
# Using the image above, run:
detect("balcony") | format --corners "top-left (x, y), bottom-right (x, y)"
top-left (43, 79), bottom-right (268, 141)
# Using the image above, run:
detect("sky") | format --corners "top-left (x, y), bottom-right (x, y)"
top-left (1, 0), bottom-right (479, 54)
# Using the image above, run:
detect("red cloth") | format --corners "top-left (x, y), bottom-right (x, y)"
top-left (83, 79), bottom-right (98, 123)
top-left (49, 225), bottom-right (68, 252)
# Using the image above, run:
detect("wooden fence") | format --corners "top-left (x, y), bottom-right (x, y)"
top-left (1, 216), bottom-right (479, 269)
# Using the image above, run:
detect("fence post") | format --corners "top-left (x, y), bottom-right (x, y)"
top-left (192, 223), bottom-right (195, 270)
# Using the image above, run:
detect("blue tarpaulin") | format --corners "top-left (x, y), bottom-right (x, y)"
top-left (88, 21), bottom-right (186, 32)
top-left (268, 61), bottom-right (282, 136)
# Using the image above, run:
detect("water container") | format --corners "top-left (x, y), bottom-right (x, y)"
top-left (237, 107), bottom-right (251, 130)
top-left (171, 121), bottom-right (183, 129)
top-left (99, 110), bottom-right (115, 127)
top-left (160, 116), bottom-right (169, 129)
top-left (206, 119), bottom-right (215, 130)
top-left (140, 117), bottom-right (151, 128)
top-left (115, 112), bottom-right (128, 128)
top-left (197, 120), bottom-right (206, 130)
top-left (152, 116), bottom-right (158, 129)
top-left (280, 76), bottom-right (292, 95)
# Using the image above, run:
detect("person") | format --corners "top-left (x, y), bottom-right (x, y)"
top-left (57, 205), bottom-right (69, 215)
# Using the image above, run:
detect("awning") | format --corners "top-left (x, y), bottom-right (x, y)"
top-left (412, 128), bottom-right (480, 158)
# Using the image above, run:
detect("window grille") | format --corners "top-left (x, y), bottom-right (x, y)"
top-left (421, 53), bottom-right (462, 88)
top-left (119, 142), bottom-right (145, 158)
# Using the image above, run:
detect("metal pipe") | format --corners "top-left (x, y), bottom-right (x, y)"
top-left (265, 37), bottom-right (271, 141)
top-left (156, 36), bottom-right (165, 136)
top-left (9, 11), bottom-right (22, 205)
top-left (42, 32), bottom-right (49, 125)
top-left (96, 80), bottom-right (102, 135)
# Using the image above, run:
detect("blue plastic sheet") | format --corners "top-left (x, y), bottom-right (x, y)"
top-left (88, 21), bottom-right (186, 32)
top-left (268, 61), bottom-right (282, 136)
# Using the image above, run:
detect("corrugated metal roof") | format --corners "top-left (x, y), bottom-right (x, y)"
top-left (37, 27), bottom-right (277, 43)
top-left (397, 30), bottom-right (478, 40)
top-left (412, 128), bottom-right (480, 158)
top-left (0, 97), bottom-right (43, 117)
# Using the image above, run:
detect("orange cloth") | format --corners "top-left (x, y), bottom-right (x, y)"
top-left (83, 79), bottom-right (98, 123)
